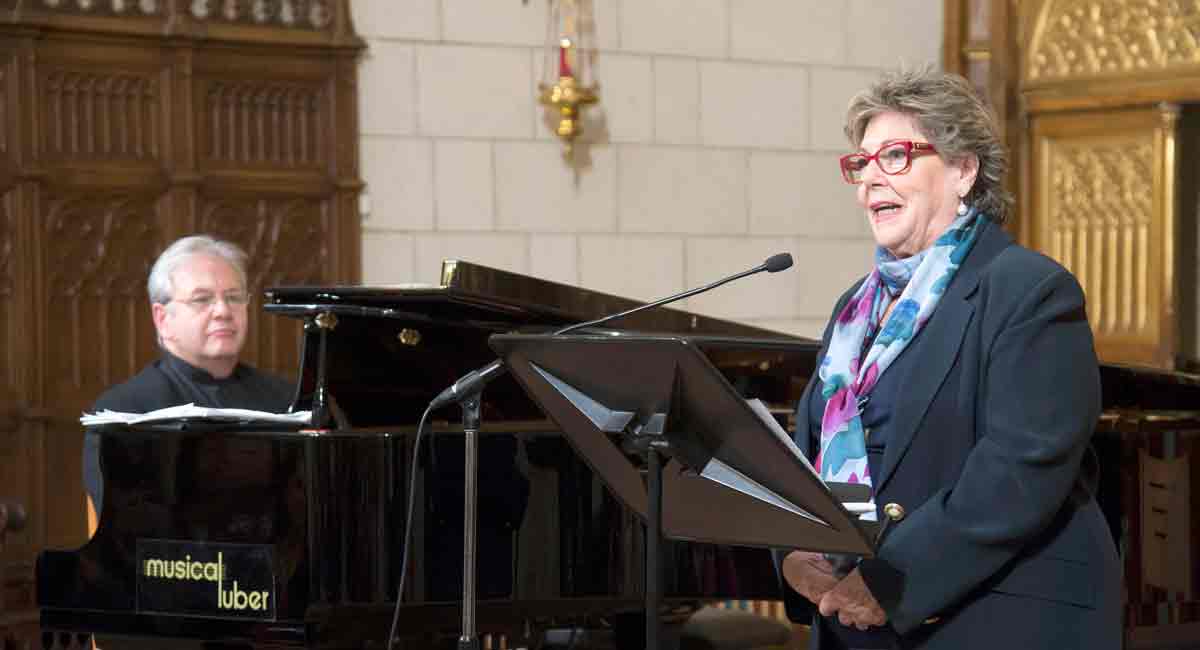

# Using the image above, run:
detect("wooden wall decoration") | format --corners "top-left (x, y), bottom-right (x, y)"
top-left (0, 2), bottom-right (364, 648)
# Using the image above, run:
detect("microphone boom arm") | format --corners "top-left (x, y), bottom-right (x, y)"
top-left (554, 261), bottom-right (771, 336)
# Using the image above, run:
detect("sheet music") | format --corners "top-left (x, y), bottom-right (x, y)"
top-left (81, 403), bottom-right (312, 427)
top-left (744, 398), bottom-right (819, 477)
top-left (695, 398), bottom-right (876, 522)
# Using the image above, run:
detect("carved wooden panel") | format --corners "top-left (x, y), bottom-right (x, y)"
top-left (43, 193), bottom-right (165, 403)
top-left (188, 0), bottom-right (336, 30)
top-left (1028, 0), bottom-right (1200, 83)
top-left (37, 193), bottom-right (164, 551)
top-left (0, 191), bottom-right (12, 396)
top-left (0, 191), bottom-right (23, 573)
top-left (200, 79), bottom-right (326, 168)
top-left (11, 0), bottom-right (359, 42)
top-left (41, 69), bottom-right (161, 161)
top-left (0, 67), bottom-right (8, 158)
top-left (0, 4), bottom-right (361, 647)
top-left (1030, 107), bottom-right (1177, 367)
top-left (197, 195), bottom-right (331, 375)
top-left (35, 0), bottom-right (163, 16)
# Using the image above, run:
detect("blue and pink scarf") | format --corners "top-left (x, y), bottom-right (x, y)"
top-left (815, 210), bottom-right (983, 486)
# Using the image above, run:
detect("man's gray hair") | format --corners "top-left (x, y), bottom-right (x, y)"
top-left (147, 235), bottom-right (248, 304)
top-left (844, 67), bottom-right (1012, 223)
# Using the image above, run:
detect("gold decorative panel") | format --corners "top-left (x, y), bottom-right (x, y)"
top-left (43, 194), bottom-right (164, 397)
top-left (1030, 107), bottom-right (1177, 366)
top-left (201, 81), bottom-right (325, 167)
top-left (1028, 0), bottom-right (1200, 82)
top-left (41, 69), bottom-right (161, 161)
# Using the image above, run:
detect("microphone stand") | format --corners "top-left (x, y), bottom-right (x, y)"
top-left (458, 393), bottom-right (482, 650)
top-left (424, 252), bottom-right (793, 650)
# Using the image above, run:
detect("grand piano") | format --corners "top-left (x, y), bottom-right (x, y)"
top-left (37, 261), bottom-right (816, 650)
top-left (36, 261), bottom-right (1200, 649)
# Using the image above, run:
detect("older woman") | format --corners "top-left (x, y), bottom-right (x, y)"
top-left (779, 69), bottom-right (1120, 649)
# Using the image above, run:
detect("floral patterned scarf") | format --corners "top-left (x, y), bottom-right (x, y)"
top-left (815, 210), bottom-right (983, 486)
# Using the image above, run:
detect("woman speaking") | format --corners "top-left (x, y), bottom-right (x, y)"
top-left (779, 68), bottom-right (1121, 650)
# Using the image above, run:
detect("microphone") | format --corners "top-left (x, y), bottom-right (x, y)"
top-left (428, 359), bottom-right (506, 410)
top-left (426, 252), bottom-right (794, 410)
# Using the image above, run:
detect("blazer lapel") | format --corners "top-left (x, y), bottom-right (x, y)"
top-left (872, 219), bottom-right (1011, 493)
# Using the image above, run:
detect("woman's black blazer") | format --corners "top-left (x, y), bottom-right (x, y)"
top-left (783, 218), bottom-right (1121, 650)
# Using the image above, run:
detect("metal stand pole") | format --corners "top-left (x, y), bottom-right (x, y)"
top-left (458, 394), bottom-right (482, 650)
top-left (645, 442), bottom-right (664, 650)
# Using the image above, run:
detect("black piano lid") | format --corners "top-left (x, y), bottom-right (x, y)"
top-left (264, 259), bottom-right (805, 340)
top-left (263, 260), bottom-right (818, 429)
top-left (1098, 360), bottom-right (1200, 419)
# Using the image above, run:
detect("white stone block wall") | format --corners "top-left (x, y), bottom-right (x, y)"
top-left (354, 0), bottom-right (943, 338)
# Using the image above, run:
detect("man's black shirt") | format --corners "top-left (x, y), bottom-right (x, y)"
top-left (83, 351), bottom-right (293, 512)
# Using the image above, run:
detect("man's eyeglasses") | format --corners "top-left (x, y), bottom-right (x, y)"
top-left (172, 292), bottom-right (250, 312)
top-left (839, 140), bottom-right (938, 184)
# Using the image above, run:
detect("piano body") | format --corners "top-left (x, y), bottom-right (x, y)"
top-left (37, 261), bottom-right (818, 649)
top-left (35, 261), bottom-right (1200, 649)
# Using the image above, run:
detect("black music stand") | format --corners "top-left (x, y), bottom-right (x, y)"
top-left (489, 333), bottom-right (876, 650)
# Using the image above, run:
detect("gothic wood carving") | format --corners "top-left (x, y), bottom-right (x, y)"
top-left (42, 69), bottom-right (162, 161)
top-left (43, 193), bottom-right (165, 395)
top-left (187, 0), bottom-right (335, 30)
top-left (0, 2), bottom-right (362, 647)
top-left (34, 0), bottom-right (163, 17)
top-left (0, 191), bottom-right (12, 395)
top-left (200, 79), bottom-right (326, 168)
top-left (198, 195), bottom-right (332, 372)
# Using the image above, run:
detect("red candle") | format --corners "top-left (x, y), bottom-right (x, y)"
top-left (558, 38), bottom-right (573, 77)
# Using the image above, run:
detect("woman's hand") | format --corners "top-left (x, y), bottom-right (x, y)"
top-left (818, 568), bottom-right (887, 630)
top-left (781, 550), bottom-right (840, 605)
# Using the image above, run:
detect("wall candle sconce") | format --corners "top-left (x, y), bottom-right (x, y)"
top-left (538, 0), bottom-right (597, 160)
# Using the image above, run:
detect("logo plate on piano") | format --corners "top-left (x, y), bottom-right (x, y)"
top-left (136, 539), bottom-right (276, 621)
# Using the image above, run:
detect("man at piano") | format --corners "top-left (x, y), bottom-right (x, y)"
top-left (83, 235), bottom-right (293, 516)
top-left (779, 68), bottom-right (1120, 649)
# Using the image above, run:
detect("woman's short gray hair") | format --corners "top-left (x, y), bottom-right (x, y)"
top-left (147, 235), bottom-right (248, 304)
top-left (844, 67), bottom-right (1011, 222)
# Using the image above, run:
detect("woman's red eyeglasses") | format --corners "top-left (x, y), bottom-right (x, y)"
top-left (839, 140), bottom-right (938, 184)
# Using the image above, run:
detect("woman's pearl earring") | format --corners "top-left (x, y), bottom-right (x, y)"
top-left (956, 198), bottom-right (969, 216)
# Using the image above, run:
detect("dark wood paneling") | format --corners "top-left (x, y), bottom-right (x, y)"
top-left (0, 3), bottom-right (363, 647)
top-left (42, 193), bottom-right (166, 403)
top-left (197, 194), bottom-right (333, 374)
